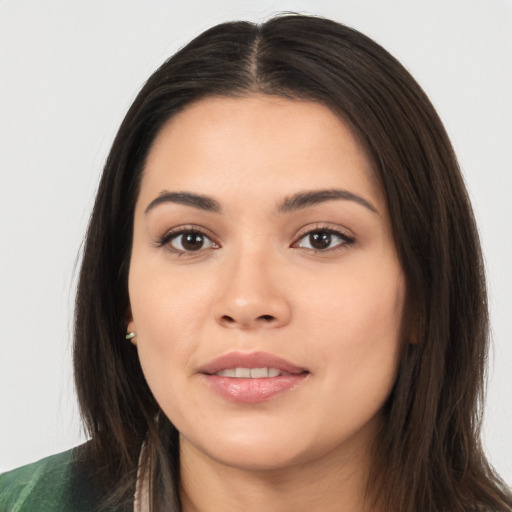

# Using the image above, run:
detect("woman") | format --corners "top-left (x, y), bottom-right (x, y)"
top-left (1, 13), bottom-right (511, 512)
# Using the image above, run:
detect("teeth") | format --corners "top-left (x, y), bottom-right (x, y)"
top-left (215, 367), bottom-right (282, 378)
top-left (250, 367), bottom-right (268, 378)
top-left (235, 367), bottom-right (251, 378)
top-left (217, 369), bottom-right (236, 377)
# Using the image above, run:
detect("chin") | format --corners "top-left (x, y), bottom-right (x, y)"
top-left (180, 428), bottom-right (313, 472)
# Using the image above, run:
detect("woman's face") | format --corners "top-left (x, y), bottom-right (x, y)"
top-left (128, 95), bottom-right (407, 471)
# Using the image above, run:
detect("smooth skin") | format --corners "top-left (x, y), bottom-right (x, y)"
top-left (128, 95), bottom-right (408, 512)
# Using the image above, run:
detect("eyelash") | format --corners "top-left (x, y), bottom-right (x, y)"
top-left (156, 226), bottom-right (217, 256)
top-left (292, 226), bottom-right (355, 253)
top-left (156, 225), bottom-right (355, 256)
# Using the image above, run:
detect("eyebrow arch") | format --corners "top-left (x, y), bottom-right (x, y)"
top-left (145, 191), bottom-right (221, 214)
top-left (277, 189), bottom-right (378, 215)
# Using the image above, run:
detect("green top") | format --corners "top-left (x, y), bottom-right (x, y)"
top-left (0, 444), bottom-right (130, 512)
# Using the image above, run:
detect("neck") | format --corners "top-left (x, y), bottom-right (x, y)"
top-left (179, 428), bottom-right (379, 512)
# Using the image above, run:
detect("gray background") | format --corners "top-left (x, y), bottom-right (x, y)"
top-left (1, 0), bottom-right (511, 484)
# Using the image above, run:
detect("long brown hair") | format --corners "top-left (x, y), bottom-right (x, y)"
top-left (74, 14), bottom-right (512, 511)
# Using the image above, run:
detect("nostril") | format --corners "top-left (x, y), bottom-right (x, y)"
top-left (217, 313), bottom-right (279, 327)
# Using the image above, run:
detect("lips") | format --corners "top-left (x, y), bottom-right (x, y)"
top-left (200, 351), bottom-right (307, 375)
top-left (199, 351), bottom-right (309, 403)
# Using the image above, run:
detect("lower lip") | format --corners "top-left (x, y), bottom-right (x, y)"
top-left (202, 374), bottom-right (308, 403)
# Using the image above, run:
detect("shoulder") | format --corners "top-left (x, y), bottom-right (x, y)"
top-left (0, 443), bottom-right (112, 512)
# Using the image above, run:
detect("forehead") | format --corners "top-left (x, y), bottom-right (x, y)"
top-left (139, 94), bottom-right (384, 211)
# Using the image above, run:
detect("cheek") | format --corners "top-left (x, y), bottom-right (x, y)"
top-left (130, 260), bottom-right (213, 338)
top-left (127, 264), bottom-right (215, 393)
top-left (301, 261), bottom-right (405, 386)
top-left (298, 270), bottom-right (405, 445)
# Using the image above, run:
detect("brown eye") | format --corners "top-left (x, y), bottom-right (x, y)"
top-left (296, 229), bottom-right (354, 251)
top-left (308, 232), bottom-right (332, 250)
top-left (169, 231), bottom-right (215, 252)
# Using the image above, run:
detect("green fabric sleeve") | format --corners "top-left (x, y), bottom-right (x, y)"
top-left (0, 445), bottom-right (116, 512)
top-left (0, 449), bottom-right (74, 511)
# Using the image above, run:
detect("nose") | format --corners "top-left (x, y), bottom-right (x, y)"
top-left (212, 251), bottom-right (292, 330)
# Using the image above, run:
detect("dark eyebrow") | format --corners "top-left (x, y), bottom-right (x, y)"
top-left (277, 189), bottom-right (378, 215)
top-left (145, 191), bottom-right (221, 214)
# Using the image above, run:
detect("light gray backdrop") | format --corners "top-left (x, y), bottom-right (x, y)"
top-left (1, 0), bottom-right (511, 484)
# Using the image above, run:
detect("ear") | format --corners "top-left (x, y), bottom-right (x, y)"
top-left (405, 307), bottom-right (421, 345)
top-left (408, 317), bottom-right (419, 344)
top-left (403, 296), bottom-right (420, 345)
top-left (126, 308), bottom-right (137, 346)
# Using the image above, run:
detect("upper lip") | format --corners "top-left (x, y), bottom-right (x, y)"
top-left (199, 351), bottom-right (308, 375)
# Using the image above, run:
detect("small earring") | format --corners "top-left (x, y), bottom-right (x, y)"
top-left (126, 332), bottom-right (136, 341)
